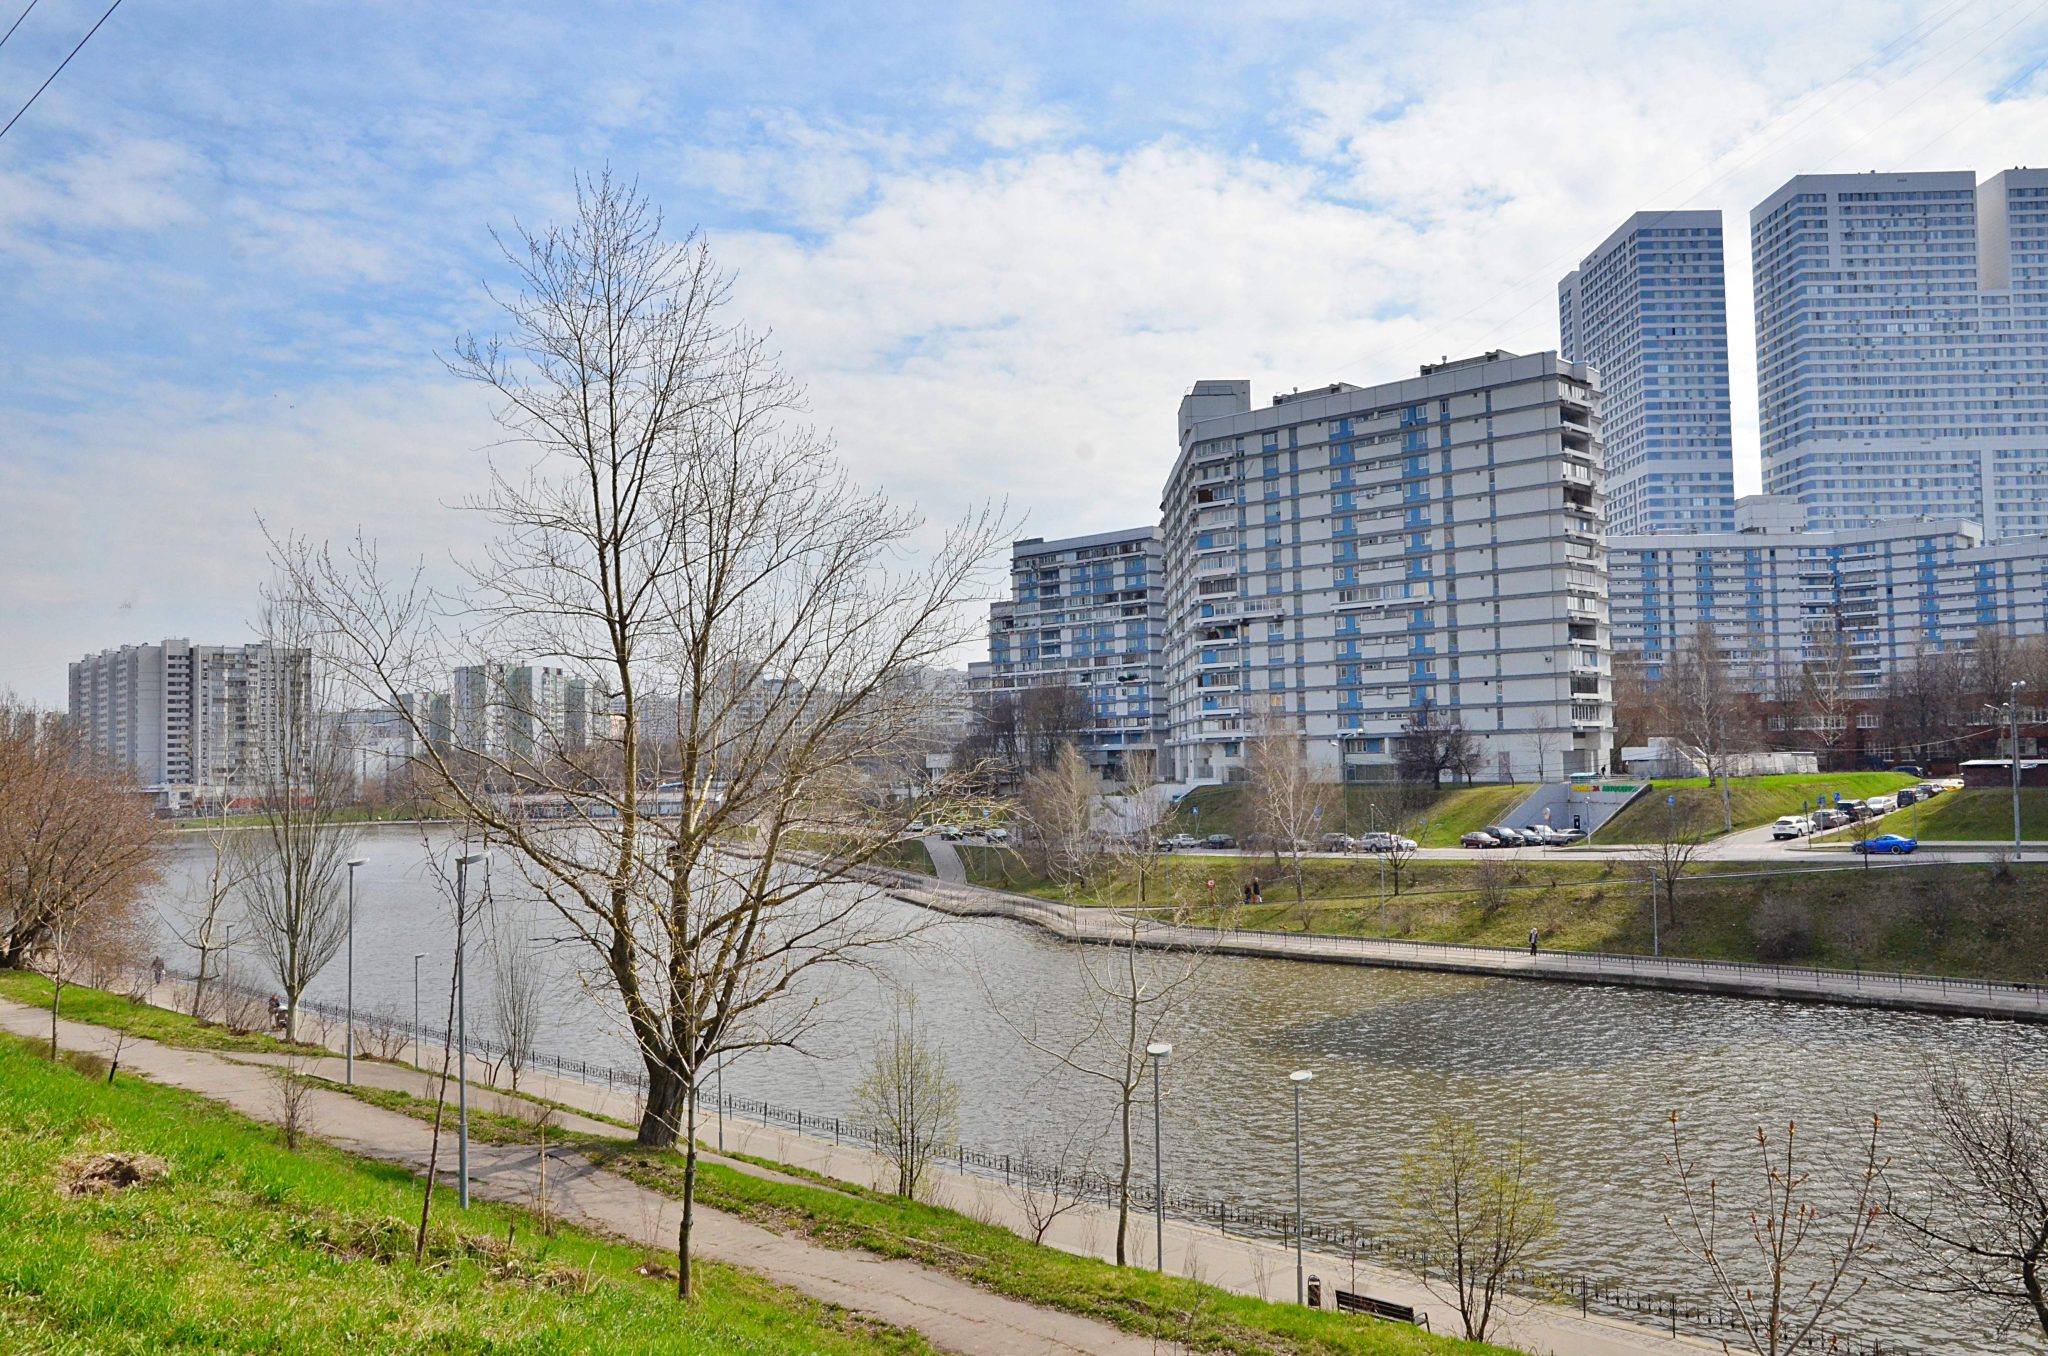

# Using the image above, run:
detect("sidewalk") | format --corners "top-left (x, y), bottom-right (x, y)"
top-left (52, 984), bottom-right (1711, 1356)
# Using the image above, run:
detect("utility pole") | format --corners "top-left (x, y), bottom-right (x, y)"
top-left (2013, 681), bottom-right (2028, 859)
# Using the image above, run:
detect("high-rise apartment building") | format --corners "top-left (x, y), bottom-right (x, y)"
top-left (966, 526), bottom-right (1166, 778)
top-left (1752, 169), bottom-right (2048, 538)
top-left (68, 639), bottom-right (310, 797)
top-left (1559, 210), bottom-right (1737, 535)
top-left (1159, 352), bottom-right (1613, 784)
top-left (1609, 495), bottom-right (2048, 696)
top-left (449, 662), bottom-right (606, 766)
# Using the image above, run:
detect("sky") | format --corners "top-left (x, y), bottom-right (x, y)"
top-left (5, 0), bottom-right (2048, 703)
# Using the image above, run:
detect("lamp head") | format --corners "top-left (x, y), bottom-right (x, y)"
top-left (1288, 1069), bottom-right (1314, 1084)
top-left (458, 852), bottom-right (486, 866)
top-left (1146, 1042), bottom-right (1173, 1059)
top-left (346, 858), bottom-right (367, 868)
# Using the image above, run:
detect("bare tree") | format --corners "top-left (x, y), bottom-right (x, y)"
top-left (1629, 798), bottom-right (1711, 942)
top-left (1664, 1112), bottom-right (1887, 1356)
top-left (1526, 714), bottom-right (1564, 785)
top-left (1015, 742), bottom-right (1099, 889)
top-left (1892, 1057), bottom-right (2048, 1341)
top-left (854, 996), bottom-right (960, 1199)
top-left (989, 889), bottom-right (1213, 1266)
top-left (1396, 698), bottom-right (1481, 788)
top-left (0, 698), bottom-right (161, 972)
top-left (277, 174), bottom-right (1004, 1298)
top-left (1390, 1116), bottom-right (1558, 1342)
top-left (1008, 1132), bottom-right (1097, 1245)
top-left (1659, 623), bottom-right (1754, 834)
top-left (487, 919), bottom-right (548, 1094)
top-left (174, 793), bottom-right (248, 1022)
top-left (1796, 624), bottom-right (1858, 767)
top-left (268, 1054), bottom-right (317, 1152)
top-left (237, 596), bottom-right (360, 1042)
top-left (1243, 716), bottom-right (1331, 914)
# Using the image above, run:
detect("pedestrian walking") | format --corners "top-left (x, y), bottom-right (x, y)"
top-left (1529, 927), bottom-right (1540, 956)
top-left (150, 955), bottom-right (165, 988)
top-left (1241, 881), bottom-right (1252, 906)
top-left (1250, 875), bottom-right (1262, 906)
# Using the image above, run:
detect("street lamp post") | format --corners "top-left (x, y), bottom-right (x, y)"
top-left (411, 952), bottom-right (425, 1066)
top-left (344, 858), bottom-right (366, 1086)
top-left (2013, 681), bottom-right (2028, 859)
top-left (1326, 739), bottom-right (1347, 838)
top-left (1289, 1069), bottom-right (1314, 1305)
top-left (1146, 1042), bottom-right (1172, 1272)
top-left (455, 851), bottom-right (485, 1208)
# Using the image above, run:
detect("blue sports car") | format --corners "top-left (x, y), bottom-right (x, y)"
top-left (1852, 834), bottom-right (1918, 855)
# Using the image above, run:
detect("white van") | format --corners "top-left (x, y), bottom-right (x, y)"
top-left (1771, 815), bottom-right (1812, 840)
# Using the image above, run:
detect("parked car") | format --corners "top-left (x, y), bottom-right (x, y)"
top-left (1811, 807), bottom-right (1849, 830)
top-left (1318, 832), bottom-right (1356, 852)
top-left (1482, 825), bottom-right (1527, 847)
top-left (1520, 824), bottom-right (1564, 845)
top-left (907, 820), bottom-right (926, 833)
top-left (1916, 782), bottom-right (1947, 798)
top-left (1551, 826), bottom-right (1588, 844)
top-left (1156, 838), bottom-right (1177, 852)
top-left (1853, 833), bottom-right (1918, 855)
top-left (939, 825), bottom-right (965, 841)
top-left (1168, 833), bottom-right (1199, 849)
top-left (1357, 832), bottom-right (1419, 853)
top-left (1460, 830), bottom-right (1501, 848)
top-left (986, 827), bottom-right (1010, 843)
top-left (1895, 787), bottom-right (1921, 807)
top-left (1771, 815), bottom-right (1812, 840)
top-left (1203, 833), bottom-right (1235, 849)
top-left (1890, 764), bottom-right (1925, 777)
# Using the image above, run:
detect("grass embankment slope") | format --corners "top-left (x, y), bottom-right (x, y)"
top-left (0, 969), bottom-right (323, 1057)
top-left (0, 1032), bottom-right (934, 1356)
top-left (1165, 783), bottom-right (1536, 847)
top-left (1596, 772), bottom-right (1918, 842)
top-left (955, 846), bottom-right (2048, 981)
top-left (3, 977), bottom-right (1502, 1355)
top-left (1909, 788), bottom-right (2048, 841)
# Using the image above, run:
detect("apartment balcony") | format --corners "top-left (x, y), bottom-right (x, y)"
top-left (1570, 703), bottom-right (1609, 730)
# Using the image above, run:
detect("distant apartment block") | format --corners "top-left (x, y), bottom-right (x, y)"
top-left (1560, 210), bottom-right (1737, 535)
top-left (1159, 351), bottom-right (1614, 785)
top-left (450, 662), bottom-right (607, 766)
top-left (67, 639), bottom-right (310, 798)
top-left (966, 527), bottom-right (1166, 778)
top-left (1751, 169), bottom-right (2048, 538)
top-left (1609, 494), bottom-right (2048, 696)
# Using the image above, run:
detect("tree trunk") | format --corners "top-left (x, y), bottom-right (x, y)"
top-left (640, 1062), bottom-right (688, 1147)
top-left (1115, 1083), bottom-right (1133, 1266)
top-left (678, 1081), bottom-right (699, 1300)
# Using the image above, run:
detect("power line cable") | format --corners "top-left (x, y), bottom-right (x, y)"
top-left (0, 0), bottom-right (40, 54)
top-left (0, 0), bottom-right (125, 145)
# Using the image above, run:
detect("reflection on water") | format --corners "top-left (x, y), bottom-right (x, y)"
top-left (156, 825), bottom-right (2042, 1353)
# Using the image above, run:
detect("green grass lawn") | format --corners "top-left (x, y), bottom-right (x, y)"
top-left (1908, 788), bottom-right (2048, 841)
top-left (0, 969), bottom-right (323, 1057)
top-left (1596, 772), bottom-right (1918, 842)
top-left (0, 1032), bottom-right (934, 1355)
top-left (1163, 783), bottom-right (1537, 847)
top-left (873, 838), bottom-right (937, 875)
top-left (597, 1145), bottom-right (1504, 1356)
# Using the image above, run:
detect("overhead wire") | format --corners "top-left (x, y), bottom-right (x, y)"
top-left (0, 0), bottom-right (40, 54)
top-left (0, 0), bottom-right (125, 145)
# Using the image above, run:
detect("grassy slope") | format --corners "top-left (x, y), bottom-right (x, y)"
top-left (1164, 784), bottom-right (1538, 847)
top-left (949, 844), bottom-right (2048, 980)
top-left (1595, 772), bottom-right (1918, 843)
top-left (0, 1034), bottom-right (931, 1356)
top-left (0, 969), bottom-right (323, 1057)
top-left (874, 838), bottom-right (938, 875)
top-left (1909, 788), bottom-right (2048, 841)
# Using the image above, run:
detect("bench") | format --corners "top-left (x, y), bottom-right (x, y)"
top-left (1333, 1290), bottom-right (1429, 1330)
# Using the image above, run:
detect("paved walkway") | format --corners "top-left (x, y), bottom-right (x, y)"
top-left (922, 832), bottom-right (969, 884)
top-left (7, 992), bottom-right (1709, 1355)
top-left (1, 998), bottom-right (1163, 1356)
